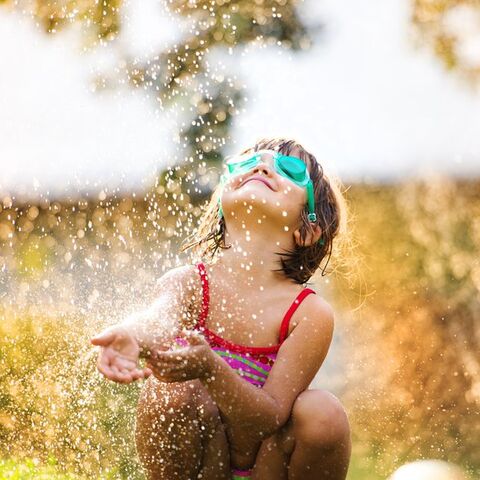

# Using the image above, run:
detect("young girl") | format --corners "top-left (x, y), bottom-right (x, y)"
top-left (91, 138), bottom-right (352, 479)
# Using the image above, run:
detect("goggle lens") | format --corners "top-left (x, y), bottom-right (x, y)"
top-left (227, 156), bottom-right (258, 175)
top-left (226, 151), bottom-right (308, 185)
top-left (277, 156), bottom-right (306, 183)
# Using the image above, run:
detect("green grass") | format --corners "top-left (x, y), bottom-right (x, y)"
top-left (3, 452), bottom-right (476, 480)
top-left (346, 445), bottom-right (386, 480)
top-left (0, 457), bottom-right (124, 480)
top-left (2, 454), bottom-right (380, 480)
top-left (2, 450), bottom-right (384, 480)
top-left (0, 457), bottom-right (80, 479)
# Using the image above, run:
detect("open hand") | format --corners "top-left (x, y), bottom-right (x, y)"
top-left (90, 325), bottom-right (153, 384)
top-left (146, 331), bottom-right (214, 383)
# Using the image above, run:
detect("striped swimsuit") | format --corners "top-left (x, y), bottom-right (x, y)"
top-left (193, 262), bottom-right (316, 479)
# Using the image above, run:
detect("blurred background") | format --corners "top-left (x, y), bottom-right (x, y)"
top-left (0, 0), bottom-right (479, 478)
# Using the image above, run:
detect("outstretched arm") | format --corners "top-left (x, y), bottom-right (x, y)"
top-left (90, 264), bottom-right (197, 383)
top-left (118, 264), bottom-right (197, 356)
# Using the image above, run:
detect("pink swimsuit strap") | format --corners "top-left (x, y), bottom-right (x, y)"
top-left (194, 261), bottom-right (316, 354)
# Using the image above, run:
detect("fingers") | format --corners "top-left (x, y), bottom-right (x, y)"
top-left (90, 329), bottom-right (117, 346)
top-left (148, 350), bottom-right (180, 364)
top-left (146, 344), bottom-right (208, 380)
top-left (97, 348), bottom-right (115, 376)
top-left (176, 328), bottom-right (208, 345)
top-left (92, 329), bottom-right (209, 384)
top-left (152, 351), bottom-right (182, 362)
top-left (98, 364), bottom-right (149, 384)
top-left (146, 364), bottom-right (188, 383)
top-left (146, 359), bottom-right (186, 376)
top-left (148, 358), bottom-right (188, 373)
top-left (114, 356), bottom-right (137, 370)
top-left (149, 353), bottom-right (191, 372)
top-left (113, 365), bottom-right (147, 383)
top-left (151, 345), bottom-right (203, 363)
top-left (182, 330), bottom-right (208, 346)
top-left (96, 350), bottom-right (150, 384)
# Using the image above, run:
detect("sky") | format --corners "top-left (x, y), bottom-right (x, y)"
top-left (1, 0), bottom-right (480, 200)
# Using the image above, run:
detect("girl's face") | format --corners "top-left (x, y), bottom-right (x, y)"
top-left (220, 147), bottom-right (311, 230)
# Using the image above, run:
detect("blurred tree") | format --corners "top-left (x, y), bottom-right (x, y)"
top-left (332, 179), bottom-right (480, 478)
top-left (412, 0), bottom-right (480, 83)
top-left (0, 0), bottom-right (319, 202)
top-left (0, 0), bottom-right (122, 39)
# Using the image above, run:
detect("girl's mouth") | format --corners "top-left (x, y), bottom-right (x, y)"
top-left (240, 176), bottom-right (274, 191)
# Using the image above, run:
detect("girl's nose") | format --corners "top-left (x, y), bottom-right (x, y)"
top-left (252, 154), bottom-right (275, 176)
top-left (252, 162), bottom-right (271, 176)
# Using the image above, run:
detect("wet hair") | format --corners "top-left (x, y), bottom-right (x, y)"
top-left (180, 137), bottom-right (350, 285)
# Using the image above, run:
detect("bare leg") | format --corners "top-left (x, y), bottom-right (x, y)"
top-left (135, 377), bottom-right (230, 480)
top-left (195, 383), bottom-right (231, 479)
top-left (250, 429), bottom-right (290, 480)
top-left (252, 389), bottom-right (351, 480)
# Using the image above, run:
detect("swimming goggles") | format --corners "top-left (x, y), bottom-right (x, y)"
top-left (218, 149), bottom-right (317, 223)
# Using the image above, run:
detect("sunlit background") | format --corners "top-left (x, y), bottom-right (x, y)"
top-left (0, 0), bottom-right (479, 478)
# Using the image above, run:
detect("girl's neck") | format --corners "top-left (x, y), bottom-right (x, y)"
top-left (212, 222), bottom-right (298, 290)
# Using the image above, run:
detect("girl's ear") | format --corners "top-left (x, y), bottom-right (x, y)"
top-left (293, 223), bottom-right (322, 247)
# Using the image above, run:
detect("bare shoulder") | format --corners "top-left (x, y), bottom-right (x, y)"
top-left (155, 263), bottom-right (199, 292)
top-left (154, 263), bottom-right (203, 327)
top-left (295, 292), bottom-right (335, 339)
top-left (308, 294), bottom-right (335, 324)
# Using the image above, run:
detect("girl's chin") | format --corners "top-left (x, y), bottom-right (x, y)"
top-left (226, 197), bottom-right (274, 211)
top-left (220, 207), bottom-right (288, 224)
top-left (229, 188), bottom-right (275, 201)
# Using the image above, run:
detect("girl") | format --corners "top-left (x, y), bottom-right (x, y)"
top-left (91, 138), bottom-right (352, 479)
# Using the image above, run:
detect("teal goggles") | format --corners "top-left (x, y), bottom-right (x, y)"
top-left (218, 149), bottom-right (317, 223)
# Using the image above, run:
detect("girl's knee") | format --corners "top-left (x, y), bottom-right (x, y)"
top-left (136, 378), bottom-right (200, 446)
top-left (138, 378), bottom-right (196, 412)
top-left (135, 379), bottom-right (206, 477)
top-left (292, 389), bottom-right (350, 450)
top-left (136, 378), bottom-right (220, 439)
top-left (196, 393), bottom-right (221, 429)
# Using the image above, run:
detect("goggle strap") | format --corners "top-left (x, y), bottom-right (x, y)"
top-left (306, 182), bottom-right (316, 222)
